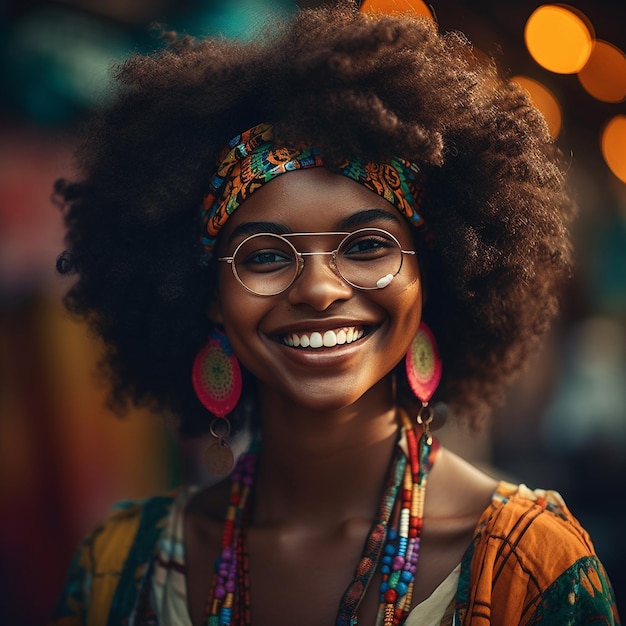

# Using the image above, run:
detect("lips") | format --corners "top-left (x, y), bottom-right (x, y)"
top-left (281, 326), bottom-right (366, 349)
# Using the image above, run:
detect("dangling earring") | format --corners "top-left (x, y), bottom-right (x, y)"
top-left (404, 322), bottom-right (442, 445)
top-left (192, 328), bottom-right (242, 475)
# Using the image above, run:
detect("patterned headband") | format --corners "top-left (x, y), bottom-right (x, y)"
top-left (201, 123), bottom-right (424, 253)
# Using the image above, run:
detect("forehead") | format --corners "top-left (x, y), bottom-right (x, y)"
top-left (219, 168), bottom-right (403, 238)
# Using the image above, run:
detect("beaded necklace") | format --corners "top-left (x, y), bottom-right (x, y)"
top-left (206, 411), bottom-right (438, 626)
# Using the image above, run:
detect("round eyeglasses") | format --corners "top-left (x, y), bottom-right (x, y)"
top-left (217, 227), bottom-right (416, 296)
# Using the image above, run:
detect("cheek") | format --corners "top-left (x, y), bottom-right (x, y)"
top-left (220, 314), bottom-right (260, 375)
top-left (404, 256), bottom-right (423, 314)
top-left (399, 295), bottom-right (422, 340)
top-left (392, 276), bottom-right (423, 348)
top-left (213, 272), bottom-right (255, 342)
top-left (219, 295), bottom-right (259, 336)
top-left (218, 292), bottom-right (269, 365)
top-left (214, 260), bottom-right (261, 318)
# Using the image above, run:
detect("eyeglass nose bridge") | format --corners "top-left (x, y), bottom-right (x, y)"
top-left (292, 249), bottom-right (346, 289)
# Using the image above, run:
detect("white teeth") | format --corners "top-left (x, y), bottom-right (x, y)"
top-left (323, 330), bottom-right (337, 347)
top-left (282, 326), bottom-right (366, 349)
top-left (310, 332), bottom-right (323, 348)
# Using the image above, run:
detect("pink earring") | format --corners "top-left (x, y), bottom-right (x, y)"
top-left (404, 321), bottom-right (442, 445)
top-left (192, 328), bottom-right (242, 475)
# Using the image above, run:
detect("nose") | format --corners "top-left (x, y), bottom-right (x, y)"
top-left (286, 253), bottom-right (353, 311)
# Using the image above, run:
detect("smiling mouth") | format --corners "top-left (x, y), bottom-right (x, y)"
top-left (280, 326), bottom-right (370, 349)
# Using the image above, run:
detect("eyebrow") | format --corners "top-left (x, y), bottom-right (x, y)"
top-left (227, 208), bottom-right (401, 244)
top-left (338, 209), bottom-right (401, 229)
top-left (228, 221), bottom-right (291, 243)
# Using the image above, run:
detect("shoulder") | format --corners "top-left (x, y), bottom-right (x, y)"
top-left (50, 488), bottom-right (192, 626)
top-left (477, 481), bottom-right (595, 566)
top-left (95, 491), bottom-right (183, 551)
top-left (79, 490), bottom-right (186, 577)
top-left (456, 481), bottom-right (620, 625)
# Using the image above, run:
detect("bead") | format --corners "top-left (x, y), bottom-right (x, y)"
top-left (383, 604), bottom-right (395, 626)
top-left (220, 608), bottom-right (232, 625)
top-left (369, 525), bottom-right (385, 548)
top-left (357, 556), bottom-right (374, 576)
top-left (400, 508), bottom-right (410, 528)
top-left (384, 589), bottom-right (398, 603)
top-left (203, 424), bottom-right (434, 626)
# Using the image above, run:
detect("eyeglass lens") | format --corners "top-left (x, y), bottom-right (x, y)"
top-left (230, 229), bottom-right (404, 295)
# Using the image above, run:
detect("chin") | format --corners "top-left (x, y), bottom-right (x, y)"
top-left (268, 376), bottom-right (391, 415)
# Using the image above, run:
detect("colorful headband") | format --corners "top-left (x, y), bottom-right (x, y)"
top-left (201, 123), bottom-right (424, 253)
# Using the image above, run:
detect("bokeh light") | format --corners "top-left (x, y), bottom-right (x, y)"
top-left (525, 4), bottom-right (594, 74)
top-left (359, 0), bottom-right (434, 18)
top-left (601, 115), bottom-right (626, 184)
top-left (511, 75), bottom-right (563, 138)
top-left (578, 40), bottom-right (626, 103)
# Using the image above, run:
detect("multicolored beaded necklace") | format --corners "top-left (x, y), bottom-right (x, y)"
top-left (205, 411), bottom-right (438, 626)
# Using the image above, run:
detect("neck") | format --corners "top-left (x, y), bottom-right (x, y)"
top-left (251, 379), bottom-right (401, 526)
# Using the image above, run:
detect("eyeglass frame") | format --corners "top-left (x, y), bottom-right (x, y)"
top-left (217, 227), bottom-right (416, 296)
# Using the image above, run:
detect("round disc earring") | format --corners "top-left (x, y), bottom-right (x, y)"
top-left (192, 329), bottom-right (242, 475)
top-left (404, 321), bottom-right (442, 444)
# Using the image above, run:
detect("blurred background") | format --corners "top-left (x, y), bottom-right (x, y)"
top-left (0, 0), bottom-right (624, 623)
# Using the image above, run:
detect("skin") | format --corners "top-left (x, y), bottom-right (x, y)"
top-left (184, 169), bottom-right (498, 626)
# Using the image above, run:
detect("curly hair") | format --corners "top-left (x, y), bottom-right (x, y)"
top-left (55, 5), bottom-right (575, 437)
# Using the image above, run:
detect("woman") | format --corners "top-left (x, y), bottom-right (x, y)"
top-left (51, 5), bottom-right (620, 625)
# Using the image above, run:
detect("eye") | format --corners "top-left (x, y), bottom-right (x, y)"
top-left (341, 234), bottom-right (395, 259)
top-left (239, 248), bottom-right (295, 273)
top-left (249, 250), bottom-right (291, 265)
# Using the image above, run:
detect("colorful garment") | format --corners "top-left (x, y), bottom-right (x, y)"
top-left (50, 482), bottom-right (620, 626)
